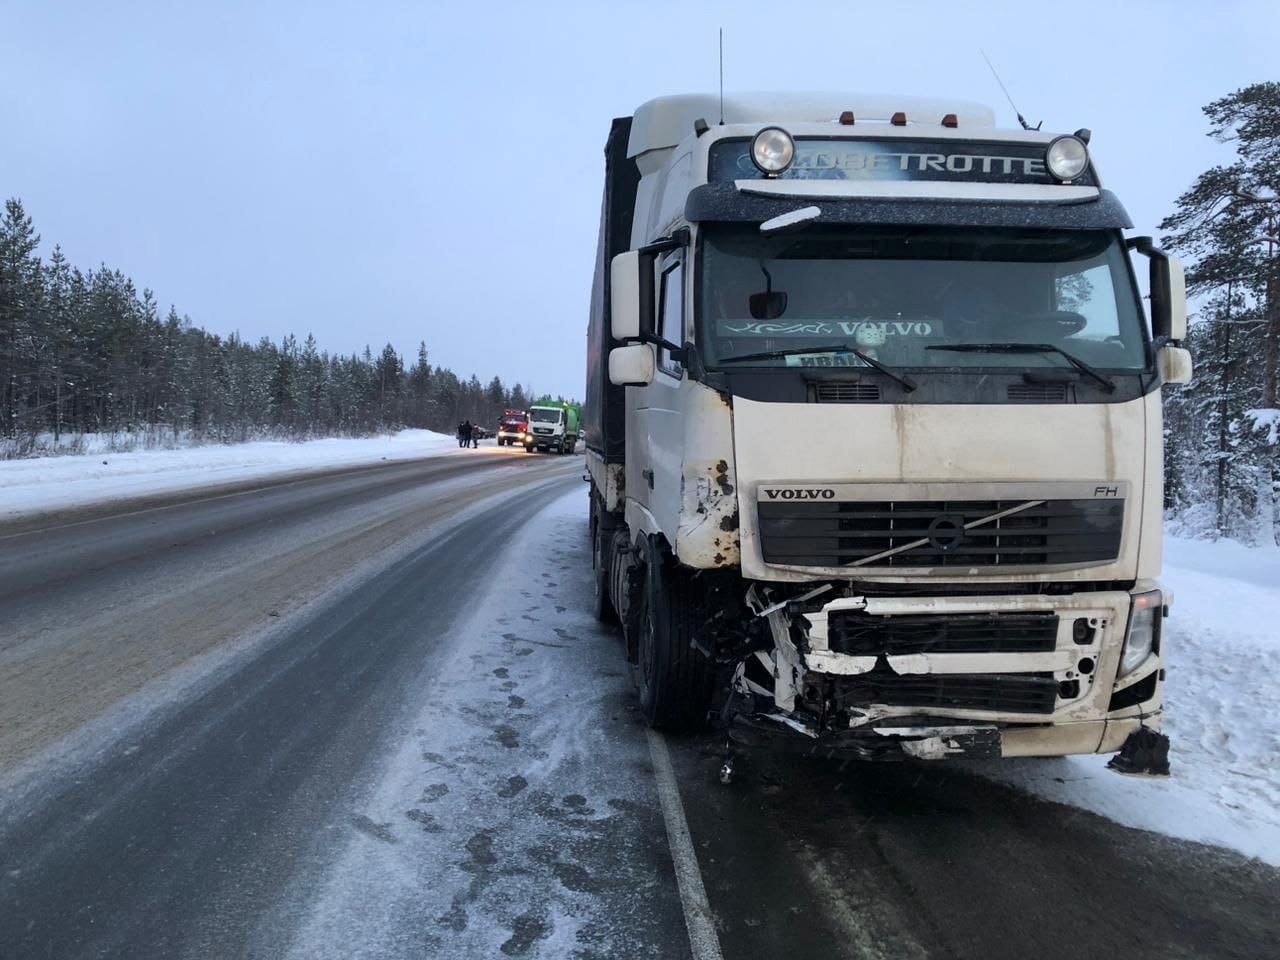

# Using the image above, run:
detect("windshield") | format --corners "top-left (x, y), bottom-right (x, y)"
top-left (698, 225), bottom-right (1148, 372)
top-left (530, 408), bottom-right (562, 423)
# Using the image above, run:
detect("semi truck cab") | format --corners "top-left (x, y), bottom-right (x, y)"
top-left (585, 93), bottom-right (1191, 770)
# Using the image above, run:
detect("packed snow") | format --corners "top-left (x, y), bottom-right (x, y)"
top-left (0, 429), bottom-right (460, 523)
top-left (970, 534), bottom-right (1280, 865)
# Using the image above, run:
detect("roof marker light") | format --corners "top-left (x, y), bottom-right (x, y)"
top-left (891, 111), bottom-right (907, 126)
top-left (942, 113), bottom-right (958, 128)
top-left (839, 110), bottom-right (855, 125)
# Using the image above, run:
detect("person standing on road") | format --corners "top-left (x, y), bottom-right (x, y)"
top-left (462, 420), bottom-right (474, 450)
top-left (457, 421), bottom-right (467, 448)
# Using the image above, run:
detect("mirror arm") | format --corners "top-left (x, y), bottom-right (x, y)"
top-left (639, 333), bottom-right (685, 363)
top-left (682, 340), bottom-right (705, 380)
top-left (638, 227), bottom-right (691, 255)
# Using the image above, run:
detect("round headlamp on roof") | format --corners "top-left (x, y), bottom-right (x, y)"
top-left (1045, 135), bottom-right (1089, 182)
top-left (751, 126), bottom-right (795, 176)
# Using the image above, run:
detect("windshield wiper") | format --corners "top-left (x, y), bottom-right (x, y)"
top-left (719, 344), bottom-right (916, 392)
top-left (926, 342), bottom-right (1116, 393)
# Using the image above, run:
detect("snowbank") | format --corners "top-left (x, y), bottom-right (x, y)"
top-left (0, 429), bottom-right (460, 523)
top-left (969, 534), bottom-right (1280, 865)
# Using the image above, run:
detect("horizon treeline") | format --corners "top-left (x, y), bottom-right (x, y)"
top-left (0, 198), bottom-right (565, 454)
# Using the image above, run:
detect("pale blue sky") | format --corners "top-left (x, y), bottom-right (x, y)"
top-left (3, 0), bottom-right (1278, 399)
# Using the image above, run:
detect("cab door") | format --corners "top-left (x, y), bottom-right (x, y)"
top-left (628, 247), bottom-right (687, 536)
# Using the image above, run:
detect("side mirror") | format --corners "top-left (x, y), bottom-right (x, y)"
top-left (1157, 345), bottom-right (1193, 385)
top-left (1165, 255), bottom-right (1188, 342)
top-left (611, 251), bottom-right (642, 340)
top-left (1127, 237), bottom-right (1188, 343)
top-left (609, 344), bottom-right (655, 386)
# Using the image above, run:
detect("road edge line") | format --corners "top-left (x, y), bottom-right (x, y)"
top-left (646, 729), bottom-right (726, 960)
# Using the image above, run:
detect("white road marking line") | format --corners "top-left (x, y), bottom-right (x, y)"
top-left (646, 729), bottom-right (726, 960)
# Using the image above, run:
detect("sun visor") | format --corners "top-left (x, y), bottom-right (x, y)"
top-left (684, 182), bottom-right (1134, 231)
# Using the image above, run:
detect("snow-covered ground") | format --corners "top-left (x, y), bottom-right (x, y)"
top-left (0, 429), bottom-right (460, 523)
top-left (972, 535), bottom-right (1280, 866)
top-left (282, 490), bottom-right (671, 959)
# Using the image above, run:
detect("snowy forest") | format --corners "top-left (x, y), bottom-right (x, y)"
top-left (0, 198), bottom-right (556, 457)
top-left (1162, 82), bottom-right (1280, 545)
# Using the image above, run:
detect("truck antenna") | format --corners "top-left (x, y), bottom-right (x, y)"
top-left (980, 49), bottom-right (1040, 131)
top-left (718, 28), bottom-right (725, 125)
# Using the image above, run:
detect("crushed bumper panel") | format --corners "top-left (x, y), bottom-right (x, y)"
top-left (725, 587), bottom-right (1154, 761)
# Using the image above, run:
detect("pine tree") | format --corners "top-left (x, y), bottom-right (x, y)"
top-left (0, 199), bottom-right (42, 439)
top-left (1162, 82), bottom-right (1280, 543)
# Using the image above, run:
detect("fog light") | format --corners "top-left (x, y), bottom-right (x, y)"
top-left (752, 127), bottom-right (795, 176)
top-left (1046, 135), bottom-right (1089, 181)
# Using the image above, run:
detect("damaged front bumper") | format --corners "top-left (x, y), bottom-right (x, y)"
top-left (725, 587), bottom-right (1163, 762)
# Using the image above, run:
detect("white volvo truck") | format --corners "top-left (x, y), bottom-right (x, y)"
top-left (584, 93), bottom-right (1192, 775)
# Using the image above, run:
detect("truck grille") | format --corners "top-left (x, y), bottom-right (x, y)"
top-left (826, 610), bottom-right (1059, 655)
top-left (837, 670), bottom-right (1059, 714)
top-left (758, 498), bottom-right (1123, 568)
top-left (815, 383), bottom-right (881, 402)
top-left (1007, 382), bottom-right (1067, 402)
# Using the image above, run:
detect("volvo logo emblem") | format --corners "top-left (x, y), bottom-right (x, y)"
top-left (926, 515), bottom-right (967, 552)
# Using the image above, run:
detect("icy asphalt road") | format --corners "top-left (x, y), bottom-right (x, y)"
top-left (0, 448), bottom-right (1276, 959)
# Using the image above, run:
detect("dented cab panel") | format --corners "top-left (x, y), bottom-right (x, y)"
top-left (673, 381), bottom-right (741, 569)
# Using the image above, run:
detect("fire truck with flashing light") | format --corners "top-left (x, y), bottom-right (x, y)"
top-left (497, 409), bottom-right (530, 447)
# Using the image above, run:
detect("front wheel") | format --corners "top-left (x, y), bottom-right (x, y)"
top-left (636, 538), bottom-right (714, 732)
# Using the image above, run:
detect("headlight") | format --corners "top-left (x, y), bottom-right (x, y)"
top-left (752, 127), bottom-right (795, 176)
top-left (1045, 135), bottom-right (1089, 182)
top-left (1119, 590), bottom-right (1161, 676)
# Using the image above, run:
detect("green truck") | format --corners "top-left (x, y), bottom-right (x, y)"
top-left (524, 402), bottom-right (580, 454)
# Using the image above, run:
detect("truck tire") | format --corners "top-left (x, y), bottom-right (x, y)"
top-left (635, 537), bottom-right (714, 732)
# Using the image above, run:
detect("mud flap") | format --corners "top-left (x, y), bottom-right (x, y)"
top-left (1106, 727), bottom-right (1171, 777)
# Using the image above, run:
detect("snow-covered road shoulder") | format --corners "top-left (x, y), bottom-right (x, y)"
top-left (283, 490), bottom-right (682, 959)
top-left (0, 430), bottom-right (460, 523)
top-left (968, 535), bottom-right (1280, 866)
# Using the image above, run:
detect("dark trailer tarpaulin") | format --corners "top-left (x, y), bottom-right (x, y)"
top-left (584, 117), bottom-right (640, 463)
